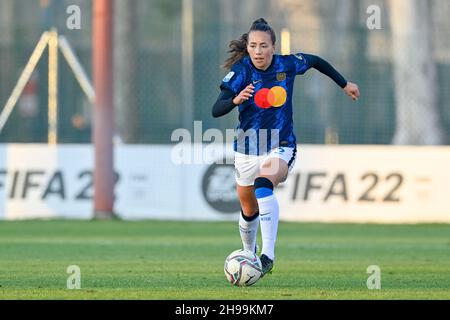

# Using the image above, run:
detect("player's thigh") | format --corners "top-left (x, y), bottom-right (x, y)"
top-left (259, 147), bottom-right (296, 186)
top-left (258, 157), bottom-right (289, 186)
top-left (236, 184), bottom-right (259, 216)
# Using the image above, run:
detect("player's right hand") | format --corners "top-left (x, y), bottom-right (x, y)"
top-left (344, 82), bottom-right (360, 101)
top-left (233, 84), bottom-right (255, 105)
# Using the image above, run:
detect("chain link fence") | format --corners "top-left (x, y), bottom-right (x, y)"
top-left (0, 0), bottom-right (449, 145)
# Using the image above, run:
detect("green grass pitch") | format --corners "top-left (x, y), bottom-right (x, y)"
top-left (0, 220), bottom-right (449, 299)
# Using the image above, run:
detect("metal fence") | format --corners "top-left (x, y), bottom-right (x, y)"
top-left (0, 0), bottom-right (449, 145)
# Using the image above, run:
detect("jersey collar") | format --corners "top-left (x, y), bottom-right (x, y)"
top-left (246, 55), bottom-right (277, 73)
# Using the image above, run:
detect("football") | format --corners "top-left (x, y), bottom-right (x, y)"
top-left (224, 249), bottom-right (262, 286)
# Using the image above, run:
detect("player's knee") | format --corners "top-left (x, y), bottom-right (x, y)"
top-left (253, 177), bottom-right (274, 199)
top-left (240, 201), bottom-right (259, 216)
top-left (241, 208), bottom-right (259, 221)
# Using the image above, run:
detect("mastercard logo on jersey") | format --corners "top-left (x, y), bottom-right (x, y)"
top-left (254, 86), bottom-right (287, 109)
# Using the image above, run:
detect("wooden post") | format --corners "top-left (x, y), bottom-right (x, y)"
top-left (93, 0), bottom-right (115, 219)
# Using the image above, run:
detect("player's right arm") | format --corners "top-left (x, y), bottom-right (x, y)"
top-left (212, 84), bottom-right (255, 118)
top-left (212, 62), bottom-right (251, 118)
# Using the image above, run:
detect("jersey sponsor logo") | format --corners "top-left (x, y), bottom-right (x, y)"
top-left (252, 79), bottom-right (263, 85)
top-left (223, 71), bottom-right (235, 83)
top-left (254, 86), bottom-right (287, 109)
top-left (276, 72), bottom-right (286, 81)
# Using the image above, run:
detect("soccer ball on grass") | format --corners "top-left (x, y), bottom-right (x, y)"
top-left (224, 249), bottom-right (262, 286)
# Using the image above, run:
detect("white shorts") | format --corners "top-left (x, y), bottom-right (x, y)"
top-left (234, 147), bottom-right (297, 187)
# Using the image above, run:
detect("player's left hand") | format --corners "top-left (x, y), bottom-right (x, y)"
top-left (343, 82), bottom-right (360, 101)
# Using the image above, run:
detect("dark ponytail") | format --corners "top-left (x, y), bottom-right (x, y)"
top-left (223, 33), bottom-right (249, 70)
top-left (222, 18), bottom-right (276, 69)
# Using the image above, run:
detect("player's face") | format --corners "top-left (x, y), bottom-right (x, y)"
top-left (247, 31), bottom-right (275, 71)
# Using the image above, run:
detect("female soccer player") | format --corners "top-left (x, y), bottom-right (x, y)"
top-left (212, 18), bottom-right (360, 276)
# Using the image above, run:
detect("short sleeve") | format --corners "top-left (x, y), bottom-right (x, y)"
top-left (220, 62), bottom-right (248, 95)
top-left (291, 53), bottom-right (311, 75)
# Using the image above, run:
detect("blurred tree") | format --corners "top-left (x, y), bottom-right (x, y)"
top-left (431, 0), bottom-right (450, 140)
top-left (0, 0), bottom-right (14, 100)
top-left (389, 0), bottom-right (445, 144)
top-left (114, 0), bottom-right (140, 143)
top-left (318, 0), bottom-right (367, 144)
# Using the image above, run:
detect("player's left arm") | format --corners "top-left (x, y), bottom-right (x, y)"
top-left (303, 54), bottom-right (360, 101)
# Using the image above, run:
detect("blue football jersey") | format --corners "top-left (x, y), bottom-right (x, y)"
top-left (220, 53), bottom-right (311, 155)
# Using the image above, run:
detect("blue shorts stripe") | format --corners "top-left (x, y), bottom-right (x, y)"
top-left (288, 147), bottom-right (297, 168)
